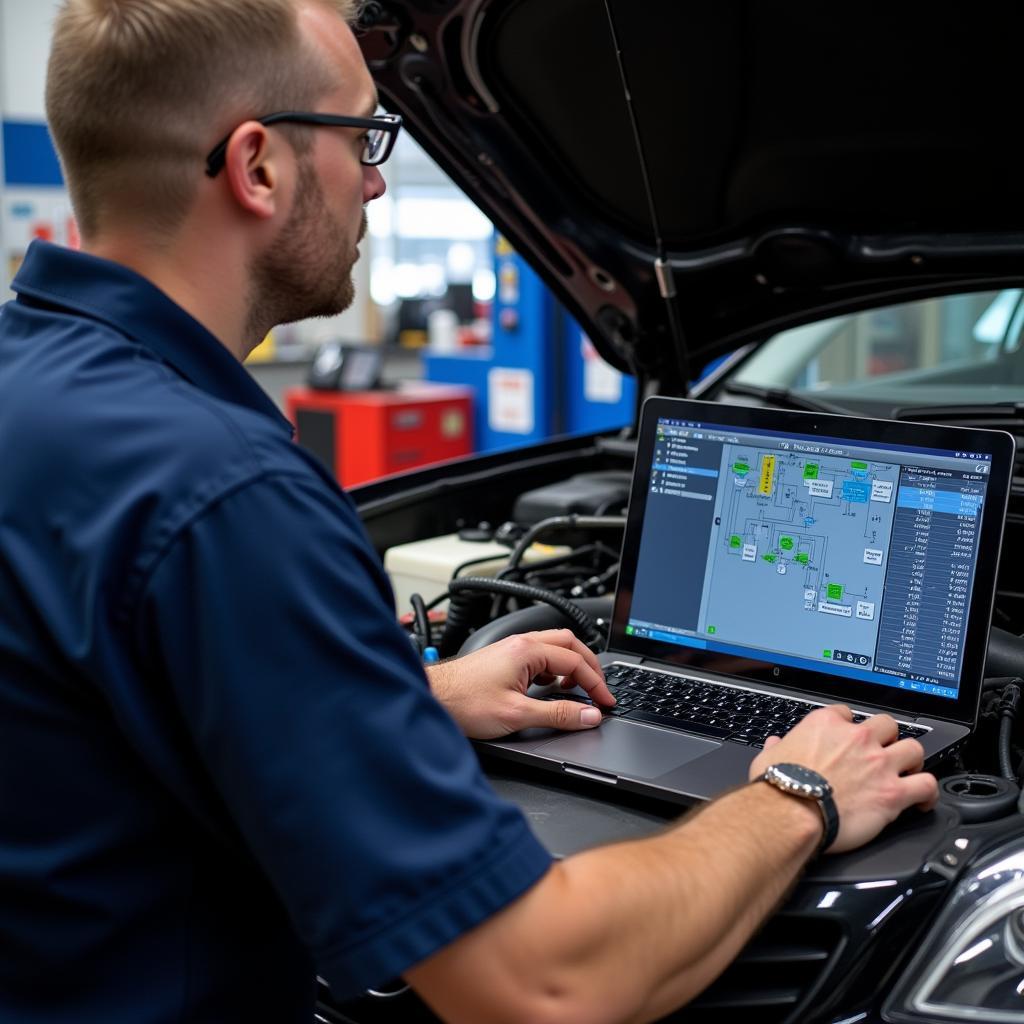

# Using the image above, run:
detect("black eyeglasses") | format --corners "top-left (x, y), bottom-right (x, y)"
top-left (204, 111), bottom-right (403, 177)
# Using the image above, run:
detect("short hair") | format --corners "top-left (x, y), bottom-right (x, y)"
top-left (46, 0), bottom-right (358, 239)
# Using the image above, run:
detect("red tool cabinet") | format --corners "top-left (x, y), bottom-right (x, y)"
top-left (286, 384), bottom-right (474, 487)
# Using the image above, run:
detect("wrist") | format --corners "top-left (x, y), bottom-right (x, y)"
top-left (752, 762), bottom-right (839, 854)
top-left (751, 778), bottom-right (827, 854)
top-left (424, 660), bottom-right (453, 698)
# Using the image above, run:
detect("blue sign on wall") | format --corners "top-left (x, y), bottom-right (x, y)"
top-left (3, 121), bottom-right (64, 187)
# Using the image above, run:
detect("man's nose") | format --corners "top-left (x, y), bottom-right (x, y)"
top-left (364, 165), bottom-right (386, 203)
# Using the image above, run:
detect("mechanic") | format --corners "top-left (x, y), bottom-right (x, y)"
top-left (0, 1), bottom-right (939, 1022)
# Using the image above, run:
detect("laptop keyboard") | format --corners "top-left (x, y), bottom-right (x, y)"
top-left (586, 665), bottom-right (928, 748)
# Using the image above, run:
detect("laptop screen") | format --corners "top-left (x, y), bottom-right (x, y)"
top-left (612, 399), bottom-right (1015, 721)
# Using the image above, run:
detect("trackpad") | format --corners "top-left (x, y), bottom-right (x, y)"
top-left (535, 720), bottom-right (718, 779)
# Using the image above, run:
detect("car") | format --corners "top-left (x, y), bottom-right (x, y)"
top-left (316, 2), bottom-right (1024, 1021)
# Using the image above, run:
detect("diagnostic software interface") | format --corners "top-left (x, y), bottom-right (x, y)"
top-left (627, 416), bottom-right (993, 700)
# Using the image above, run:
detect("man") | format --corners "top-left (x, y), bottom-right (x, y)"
top-left (0, 1), bottom-right (937, 1022)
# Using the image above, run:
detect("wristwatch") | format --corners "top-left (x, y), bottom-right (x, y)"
top-left (755, 763), bottom-right (839, 854)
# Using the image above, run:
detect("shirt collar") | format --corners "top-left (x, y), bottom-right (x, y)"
top-left (11, 240), bottom-right (294, 436)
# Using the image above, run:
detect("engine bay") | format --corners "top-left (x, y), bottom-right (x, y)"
top-left (316, 430), bottom-right (1024, 1023)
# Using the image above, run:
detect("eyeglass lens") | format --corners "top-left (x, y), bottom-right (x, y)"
top-left (364, 129), bottom-right (390, 165)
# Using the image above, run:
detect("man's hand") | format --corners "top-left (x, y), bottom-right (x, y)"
top-left (425, 629), bottom-right (615, 739)
top-left (749, 704), bottom-right (939, 853)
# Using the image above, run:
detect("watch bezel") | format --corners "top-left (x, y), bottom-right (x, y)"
top-left (764, 762), bottom-right (832, 800)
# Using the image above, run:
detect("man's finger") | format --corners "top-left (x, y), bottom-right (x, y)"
top-left (530, 629), bottom-right (604, 679)
top-left (861, 713), bottom-right (900, 745)
top-left (533, 643), bottom-right (613, 706)
top-left (521, 697), bottom-right (603, 732)
top-left (822, 703), bottom-right (854, 722)
top-left (902, 770), bottom-right (939, 811)
top-left (887, 737), bottom-right (926, 775)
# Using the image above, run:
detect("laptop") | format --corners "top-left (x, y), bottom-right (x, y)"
top-left (479, 397), bottom-right (1016, 806)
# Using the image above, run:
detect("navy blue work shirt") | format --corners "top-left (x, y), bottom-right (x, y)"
top-left (0, 241), bottom-right (552, 1022)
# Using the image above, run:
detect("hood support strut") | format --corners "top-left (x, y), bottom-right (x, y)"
top-left (602, 0), bottom-right (689, 393)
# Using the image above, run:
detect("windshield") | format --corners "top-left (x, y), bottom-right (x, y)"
top-left (731, 290), bottom-right (1024, 408)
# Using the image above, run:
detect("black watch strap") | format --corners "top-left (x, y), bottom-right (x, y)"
top-left (755, 763), bottom-right (839, 854)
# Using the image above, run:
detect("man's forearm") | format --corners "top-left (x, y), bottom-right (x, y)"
top-left (543, 780), bottom-right (822, 1023)
top-left (604, 783), bottom-right (821, 1022)
top-left (407, 780), bottom-right (821, 1024)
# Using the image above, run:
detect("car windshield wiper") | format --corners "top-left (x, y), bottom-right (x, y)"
top-left (892, 402), bottom-right (1024, 426)
top-left (721, 381), bottom-right (851, 415)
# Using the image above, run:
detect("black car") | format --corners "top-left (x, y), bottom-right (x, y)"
top-left (318, 3), bottom-right (1024, 1021)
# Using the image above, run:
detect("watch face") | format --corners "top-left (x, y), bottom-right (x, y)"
top-left (770, 763), bottom-right (829, 797)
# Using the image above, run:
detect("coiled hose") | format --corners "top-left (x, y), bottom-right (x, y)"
top-left (440, 576), bottom-right (604, 657)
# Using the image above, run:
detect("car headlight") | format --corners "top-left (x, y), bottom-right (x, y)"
top-left (886, 843), bottom-right (1024, 1022)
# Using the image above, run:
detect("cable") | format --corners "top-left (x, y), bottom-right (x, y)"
top-left (1001, 715), bottom-right (1015, 782)
top-left (439, 587), bottom-right (489, 658)
top-left (448, 552), bottom-right (515, 581)
top-left (513, 543), bottom-right (602, 581)
top-left (444, 576), bottom-right (604, 652)
top-left (995, 679), bottom-right (1022, 782)
top-left (409, 592), bottom-right (431, 655)
top-left (570, 563), bottom-right (620, 598)
top-left (499, 515), bottom-right (627, 579)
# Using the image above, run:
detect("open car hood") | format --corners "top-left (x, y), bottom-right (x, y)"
top-left (358, 0), bottom-right (1024, 393)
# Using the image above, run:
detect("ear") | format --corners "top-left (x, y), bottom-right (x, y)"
top-left (221, 122), bottom-right (285, 220)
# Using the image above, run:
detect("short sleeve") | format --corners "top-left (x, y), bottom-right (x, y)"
top-left (133, 473), bottom-right (552, 997)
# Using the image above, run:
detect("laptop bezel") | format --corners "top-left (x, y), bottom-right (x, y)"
top-left (608, 397), bottom-right (1015, 728)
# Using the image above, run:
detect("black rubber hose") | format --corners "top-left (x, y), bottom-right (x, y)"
top-left (996, 681), bottom-right (1021, 781)
top-left (458, 596), bottom-right (615, 655)
top-left (1001, 716), bottom-right (1015, 781)
top-left (498, 515), bottom-right (627, 579)
top-left (987, 628), bottom-right (1024, 678)
top-left (446, 576), bottom-right (605, 651)
top-left (409, 592), bottom-right (431, 653)
top-left (439, 588), bottom-right (490, 658)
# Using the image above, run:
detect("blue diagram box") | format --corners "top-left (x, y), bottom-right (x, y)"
top-left (842, 480), bottom-right (871, 503)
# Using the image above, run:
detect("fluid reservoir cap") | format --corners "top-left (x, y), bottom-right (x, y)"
top-left (940, 773), bottom-right (1020, 823)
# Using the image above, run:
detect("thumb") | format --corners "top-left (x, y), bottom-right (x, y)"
top-left (763, 735), bottom-right (782, 750)
top-left (524, 698), bottom-right (604, 732)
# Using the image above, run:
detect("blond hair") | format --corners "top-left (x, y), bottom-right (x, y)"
top-left (46, 0), bottom-right (357, 239)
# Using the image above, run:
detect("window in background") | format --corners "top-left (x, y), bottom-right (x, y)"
top-left (733, 290), bottom-right (1024, 404)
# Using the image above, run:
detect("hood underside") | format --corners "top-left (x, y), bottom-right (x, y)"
top-left (359, 0), bottom-right (1024, 391)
